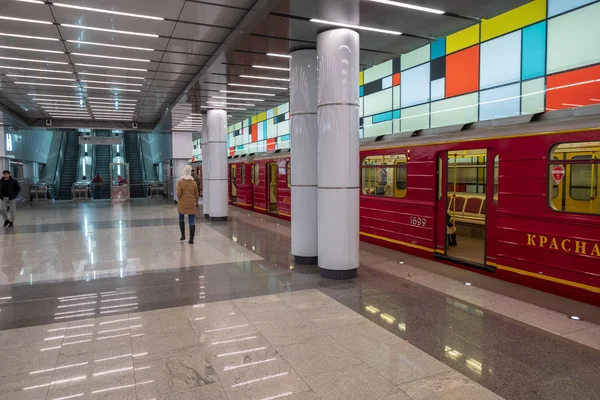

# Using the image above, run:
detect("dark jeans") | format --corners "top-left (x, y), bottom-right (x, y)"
top-left (179, 213), bottom-right (195, 225)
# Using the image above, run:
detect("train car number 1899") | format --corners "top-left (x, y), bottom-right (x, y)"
top-left (410, 216), bottom-right (426, 227)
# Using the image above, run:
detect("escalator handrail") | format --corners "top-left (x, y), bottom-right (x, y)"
top-left (51, 131), bottom-right (68, 200)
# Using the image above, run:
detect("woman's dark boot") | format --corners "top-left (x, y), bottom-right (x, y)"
top-left (179, 221), bottom-right (186, 241)
top-left (188, 225), bottom-right (195, 244)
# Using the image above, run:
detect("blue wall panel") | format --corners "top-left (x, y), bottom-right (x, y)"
top-left (522, 21), bottom-right (547, 80)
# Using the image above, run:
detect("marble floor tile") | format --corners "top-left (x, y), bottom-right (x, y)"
top-left (201, 331), bottom-right (279, 371)
top-left (255, 318), bottom-right (328, 347)
top-left (324, 320), bottom-right (403, 355)
top-left (129, 308), bottom-right (192, 336)
top-left (0, 322), bottom-right (67, 349)
top-left (232, 294), bottom-right (284, 310)
top-left (466, 294), bottom-right (543, 317)
top-left (45, 370), bottom-right (138, 400)
top-left (511, 308), bottom-right (596, 335)
top-left (304, 363), bottom-right (410, 400)
top-left (277, 289), bottom-right (341, 311)
top-left (276, 335), bottom-right (362, 378)
top-left (355, 340), bottom-right (453, 385)
top-left (141, 384), bottom-right (229, 400)
top-left (300, 304), bottom-right (365, 331)
top-left (183, 301), bottom-right (240, 322)
top-left (239, 301), bottom-right (306, 326)
top-left (134, 347), bottom-right (218, 399)
top-left (131, 328), bottom-right (200, 363)
top-left (397, 370), bottom-right (503, 400)
top-left (216, 356), bottom-right (310, 400)
top-left (0, 343), bottom-right (60, 377)
top-left (0, 370), bottom-right (53, 400)
top-left (563, 326), bottom-right (600, 351)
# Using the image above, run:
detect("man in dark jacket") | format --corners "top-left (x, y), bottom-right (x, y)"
top-left (0, 170), bottom-right (21, 227)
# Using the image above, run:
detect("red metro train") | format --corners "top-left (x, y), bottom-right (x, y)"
top-left (194, 109), bottom-right (600, 305)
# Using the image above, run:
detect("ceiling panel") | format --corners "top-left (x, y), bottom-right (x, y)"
top-left (156, 63), bottom-right (201, 74)
top-left (179, 2), bottom-right (247, 27)
top-left (171, 23), bottom-right (231, 43)
top-left (159, 52), bottom-right (208, 66)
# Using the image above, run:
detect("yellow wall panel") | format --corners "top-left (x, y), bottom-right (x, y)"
top-left (251, 115), bottom-right (257, 124)
top-left (481, 0), bottom-right (546, 42)
top-left (257, 112), bottom-right (267, 122)
top-left (273, 107), bottom-right (278, 116)
top-left (446, 25), bottom-right (480, 54)
top-left (359, 71), bottom-right (364, 86)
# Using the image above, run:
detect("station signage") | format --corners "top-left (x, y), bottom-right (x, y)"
top-left (79, 136), bottom-right (123, 145)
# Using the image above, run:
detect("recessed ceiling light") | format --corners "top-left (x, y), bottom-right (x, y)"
top-left (16, 0), bottom-right (45, 4)
top-left (48, 112), bottom-right (90, 115)
top-left (464, 282), bottom-right (472, 286)
top-left (212, 96), bottom-right (264, 102)
top-left (81, 80), bottom-right (143, 87)
top-left (200, 106), bottom-right (247, 110)
top-left (85, 86), bottom-right (141, 92)
top-left (76, 63), bottom-right (148, 72)
top-left (266, 53), bottom-right (291, 58)
top-left (0, 56), bottom-right (68, 65)
top-left (14, 82), bottom-right (79, 88)
top-left (0, 32), bottom-right (59, 41)
top-left (0, 45), bottom-right (63, 54)
top-left (67, 40), bottom-right (154, 52)
top-left (228, 83), bottom-right (287, 90)
top-left (6, 74), bottom-right (75, 81)
top-left (1, 66), bottom-right (72, 74)
top-left (60, 24), bottom-right (158, 38)
top-left (29, 94), bottom-right (82, 99)
top-left (252, 65), bottom-right (290, 71)
top-left (51, 116), bottom-right (92, 119)
top-left (206, 101), bottom-right (255, 107)
top-left (70, 53), bottom-right (151, 63)
top-left (35, 100), bottom-right (83, 104)
top-left (369, 0), bottom-right (444, 14)
top-left (91, 105), bottom-right (136, 109)
top-left (41, 104), bottom-right (86, 108)
top-left (77, 72), bottom-right (146, 80)
top-left (310, 18), bottom-right (402, 35)
top-left (569, 315), bottom-right (581, 320)
top-left (88, 97), bottom-right (137, 102)
top-left (0, 15), bottom-right (52, 24)
top-left (239, 75), bottom-right (289, 82)
top-left (219, 90), bottom-right (276, 97)
top-left (53, 3), bottom-right (164, 21)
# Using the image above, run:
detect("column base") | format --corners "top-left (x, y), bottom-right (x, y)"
top-left (204, 214), bottom-right (210, 219)
top-left (210, 216), bottom-right (228, 222)
top-left (294, 255), bottom-right (318, 265)
top-left (319, 267), bottom-right (357, 280)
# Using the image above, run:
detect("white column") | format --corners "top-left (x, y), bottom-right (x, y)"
top-left (317, 28), bottom-right (360, 279)
top-left (0, 125), bottom-right (8, 172)
top-left (171, 131), bottom-right (192, 201)
top-left (290, 48), bottom-right (318, 264)
top-left (201, 113), bottom-right (210, 218)
top-left (207, 109), bottom-right (228, 221)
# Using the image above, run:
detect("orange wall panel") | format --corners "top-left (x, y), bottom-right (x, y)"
top-left (393, 73), bottom-right (401, 86)
top-left (251, 124), bottom-right (258, 142)
top-left (546, 64), bottom-right (600, 111)
top-left (445, 45), bottom-right (480, 98)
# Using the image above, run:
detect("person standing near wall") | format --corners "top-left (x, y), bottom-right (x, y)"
top-left (0, 170), bottom-right (21, 228)
top-left (177, 165), bottom-right (199, 244)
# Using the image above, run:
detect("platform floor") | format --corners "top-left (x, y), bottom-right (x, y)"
top-left (0, 200), bottom-right (598, 400)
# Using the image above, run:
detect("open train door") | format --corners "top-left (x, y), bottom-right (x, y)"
top-left (434, 152), bottom-right (448, 255)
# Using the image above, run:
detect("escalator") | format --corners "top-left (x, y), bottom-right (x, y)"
top-left (124, 133), bottom-right (145, 198)
top-left (94, 131), bottom-right (111, 199)
top-left (58, 131), bottom-right (80, 200)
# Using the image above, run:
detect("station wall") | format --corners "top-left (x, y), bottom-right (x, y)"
top-left (224, 0), bottom-right (600, 153)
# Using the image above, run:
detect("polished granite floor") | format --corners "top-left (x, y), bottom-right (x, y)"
top-left (0, 200), bottom-right (599, 400)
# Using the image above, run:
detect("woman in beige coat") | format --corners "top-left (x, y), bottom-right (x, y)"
top-left (177, 165), bottom-right (199, 244)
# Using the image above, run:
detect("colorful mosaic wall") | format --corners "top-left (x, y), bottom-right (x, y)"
top-left (227, 103), bottom-right (290, 156)
top-left (226, 0), bottom-right (600, 150)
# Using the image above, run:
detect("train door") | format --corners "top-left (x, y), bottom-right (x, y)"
top-left (266, 162), bottom-right (277, 212)
top-left (230, 164), bottom-right (237, 203)
top-left (436, 149), bottom-right (488, 266)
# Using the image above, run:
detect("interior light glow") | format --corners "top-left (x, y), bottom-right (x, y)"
top-left (16, 0), bottom-right (45, 4)
top-left (380, 313), bottom-right (395, 324)
top-left (29, 93), bottom-right (81, 99)
top-left (15, 82), bottom-right (79, 88)
top-left (369, 0), bottom-right (444, 14)
top-left (252, 65), bottom-right (290, 71)
top-left (0, 45), bottom-right (63, 54)
top-left (219, 90), bottom-right (275, 97)
top-left (61, 24), bottom-right (158, 37)
top-left (310, 18), bottom-right (402, 35)
top-left (239, 75), bottom-right (290, 82)
top-left (229, 83), bottom-right (287, 90)
top-left (78, 72), bottom-right (146, 79)
top-left (29, 362), bottom-right (89, 375)
top-left (464, 282), bottom-right (472, 286)
top-left (232, 372), bottom-right (288, 388)
top-left (212, 96), bottom-right (264, 102)
top-left (76, 63), bottom-right (148, 72)
top-left (35, 100), bottom-right (83, 104)
top-left (0, 15), bottom-right (51, 24)
top-left (0, 56), bottom-right (68, 64)
top-left (7, 74), bottom-right (75, 81)
top-left (217, 347), bottom-right (267, 358)
top-left (90, 381), bottom-right (153, 394)
top-left (81, 80), bottom-right (143, 86)
top-left (398, 322), bottom-right (406, 332)
top-left (224, 358), bottom-right (277, 371)
top-left (570, 315), bottom-right (581, 320)
top-left (365, 305), bottom-right (379, 314)
top-left (91, 106), bottom-right (136, 110)
top-left (94, 116), bottom-right (133, 120)
top-left (0, 32), bottom-right (59, 41)
top-left (88, 97), bottom-right (137, 102)
top-left (22, 375), bottom-right (87, 391)
top-left (1, 66), bottom-right (72, 74)
top-left (67, 40), bottom-right (154, 51)
top-left (85, 86), bottom-right (141, 92)
top-left (266, 53), bottom-right (291, 58)
top-left (53, 3), bottom-right (164, 20)
top-left (71, 53), bottom-right (150, 63)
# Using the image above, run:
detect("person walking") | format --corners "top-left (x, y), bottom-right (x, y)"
top-left (91, 173), bottom-right (103, 199)
top-left (0, 170), bottom-right (21, 228)
top-left (177, 165), bottom-right (199, 244)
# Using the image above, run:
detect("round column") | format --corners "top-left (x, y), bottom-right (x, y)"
top-left (317, 28), bottom-right (360, 279)
top-left (291, 48), bottom-right (319, 265)
top-left (201, 114), bottom-right (210, 218)
top-left (207, 109), bottom-right (228, 221)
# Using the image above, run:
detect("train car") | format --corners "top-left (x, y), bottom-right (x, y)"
top-left (251, 151), bottom-right (291, 219)
top-left (228, 157), bottom-right (253, 209)
top-left (359, 111), bottom-right (600, 304)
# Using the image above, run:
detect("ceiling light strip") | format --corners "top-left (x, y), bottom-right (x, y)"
top-left (61, 24), bottom-right (158, 38)
top-left (252, 65), bottom-right (290, 71)
top-left (15, 81), bottom-right (79, 88)
top-left (7, 74), bottom-right (75, 81)
top-left (53, 3), bottom-right (164, 21)
top-left (239, 75), bottom-right (289, 82)
top-left (76, 63), bottom-right (148, 72)
top-left (310, 18), bottom-right (402, 35)
top-left (28, 94), bottom-right (82, 99)
top-left (81, 80), bottom-right (143, 87)
top-left (67, 40), bottom-right (154, 52)
top-left (70, 53), bottom-right (150, 63)
top-left (368, 0), bottom-right (444, 14)
top-left (87, 97), bottom-right (137, 102)
top-left (212, 96), bottom-right (264, 102)
top-left (219, 90), bottom-right (276, 97)
top-left (0, 32), bottom-right (59, 41)
top-left (0, 66), bottom-right (73, 74)
top-left (86, 87), bottom-right (141, 92)
top-left (229, 83), bottom-right (287, 90)
top-left (77, 72), bottom-right (146, 80)
top-left (266, 53), bottom-right (291, 58)
top-left (0, 45), bottom-right (64, 54)
top-left (0, 56), bottom-right (68, 65)
top-left (0, 15), bottom-right (51, 24)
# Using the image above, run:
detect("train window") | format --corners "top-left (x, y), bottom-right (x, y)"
top-left (493, 155), bottom-right (499, 204)
top-left (253, 164), bottom-right (259, 185)
top-left (251, 165), bottom-right (255, 184)
top-left (286, 161), bottom-right (291, 188)
top-left (361, 154), bottom-right (407, 198)
top-left (241, 165), bottom-right (246, 184)
top-left (437, 157), bottom-right (443, 200)
top-left (549, 141), bottom-right (600, 215)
